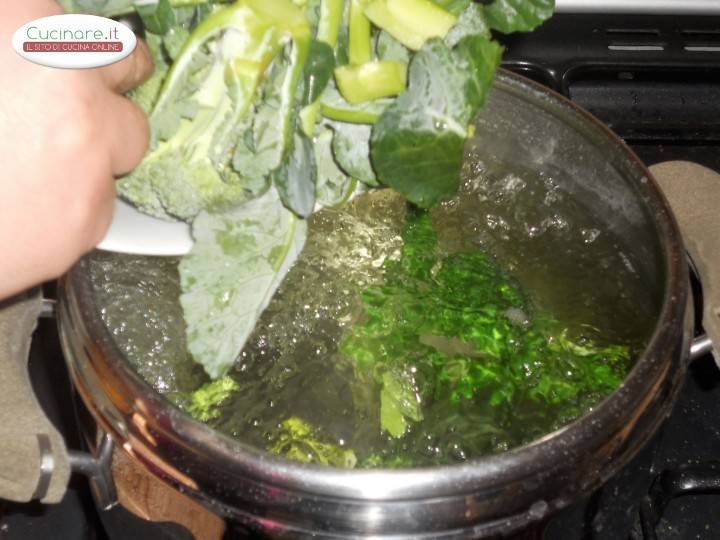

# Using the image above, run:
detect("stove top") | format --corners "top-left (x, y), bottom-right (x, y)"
top-left (2, 9), bottom-right (719, 540)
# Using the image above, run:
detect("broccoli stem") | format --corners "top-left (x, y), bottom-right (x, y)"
top-left (319, 104), bottom-right (380, 124)
top-left (364, 0), bottom-right (456, 50)
top-left (335, 61), bottom-right (406, 103)
top-left (300, 0), bottom-right (345, 136)
top-left (318, 0), bottom-right (345, 46)
top-left (349, 0), bottom-right (372, 65)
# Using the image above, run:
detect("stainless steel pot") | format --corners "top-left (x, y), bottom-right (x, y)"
top-left (56, 70), bottom-right (700, 539)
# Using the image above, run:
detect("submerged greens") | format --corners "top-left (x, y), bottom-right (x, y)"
top-left (167, 195), bottom-right (634, 467)
top-left (341, 210), bottom-right (629, 453)
top-left (269, 417), bottom-right (357, 467)
top-left (185, 376), bottom-right (239, 421)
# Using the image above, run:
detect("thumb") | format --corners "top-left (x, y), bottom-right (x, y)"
top-left (99, 38), bottom-right (154, 94)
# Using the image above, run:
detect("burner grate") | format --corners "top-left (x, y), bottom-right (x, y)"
top-left (640, 463), bottom-right (720, 540)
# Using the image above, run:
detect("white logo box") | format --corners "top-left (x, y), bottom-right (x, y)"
top-left (12, 14), bottom-right (137, 69)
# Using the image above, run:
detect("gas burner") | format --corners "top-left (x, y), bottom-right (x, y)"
top-left (640, 462), bottom-right (720, 540)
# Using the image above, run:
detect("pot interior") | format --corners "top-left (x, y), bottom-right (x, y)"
top-left (83, 73), bottom-right (669, 469)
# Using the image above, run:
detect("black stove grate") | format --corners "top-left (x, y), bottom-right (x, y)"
top-left (501, 13), bottom-right (720, 171)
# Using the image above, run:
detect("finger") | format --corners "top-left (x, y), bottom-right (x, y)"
top-left (104, 94), bottom-right (151, 176)
top-left (100, 39), bottom-right (154, 94)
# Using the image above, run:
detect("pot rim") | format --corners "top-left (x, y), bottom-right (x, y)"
top-left (61, 69), bottom-right (689, 502)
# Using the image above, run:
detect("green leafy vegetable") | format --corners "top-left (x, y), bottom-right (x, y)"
top-left (484, 0), bottom-right (555, 33)
top-left (136, 0), bottom-right (176, 35)
top-left (314, 128), bottom-right (356, 206)
top-left (128, 33), bottom-right (170, 114)
top-left (59, 0), bottom-right (230, 17)
top-left (341, 210), bottom-right (631, 459)
top-left (380, 370), bottom-right (422, 437)
top-left (179, 187), bottom-right (307, 378)
top-left (58, 0), bottom-right (135, 15)
top-left (103, 0), bottom-right (555, 384)
top-left (303, 40), bottom-right (336, 104)
top-left (185, 377), bottom-right (239, 421)
top-left (375, 30), bottom-right (410, 64)
top-left (273, 132), bottom-right (318, 217)
top-left (431, 0), bottom-right (470, 16)
top-left (268, 417), bottom-right (357, 467)
top-left (370, 36), bottom-right (502, 208)
top-left (445, 3), bottom-right (491, 47)
top-left (331, 122), bottom-right (378, 186)
top-left (119, 0), bottom-right (311, 220)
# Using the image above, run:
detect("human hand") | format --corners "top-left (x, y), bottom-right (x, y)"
top-left (0, 0), bottom-right (153, 299)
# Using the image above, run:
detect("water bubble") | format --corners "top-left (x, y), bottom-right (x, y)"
top-left (525, 223), bottom-right (542, 238)
top-left (581, 228), bottom-right (601, 244)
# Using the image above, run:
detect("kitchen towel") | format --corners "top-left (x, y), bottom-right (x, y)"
top-left (0, 289), bottom-right (69, 503)
top-left (651, 161), bottom-right (720, 369)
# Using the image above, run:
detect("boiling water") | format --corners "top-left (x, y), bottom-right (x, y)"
top-left (90, 161), bottom-right (660, 467)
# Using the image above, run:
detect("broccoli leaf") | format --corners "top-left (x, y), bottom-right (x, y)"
top-left (484, 0), bottom-right (555, 33)
top-left (370, 36), bottom-right (501, 208)
top-left (314, 128), bottom-right (355, 206)
top-left (375, 30), bottom-right (410, 64)
top-left (119, 0), bottom-right (311, 220)
top-left (162, 26), bottom-right (191, 60)
top-left (273, 132), bottom-right (318, 217)
top-left (431, 0), bottom-right (470, 15)
top-left (57, 0), bottom-right (134, 15)
top-left (58, 0), bottom-right (227, 16)
top-left (456, 35), bottom-right (504, 112)
top-left (234, 41), bottom-right (308, 187)
top-left (185, 377), bottom-right (239, 421)
top-left (136, 0), bottom-right (176, 35)
top-left (268, 417), bottom-right (358, 467)
top-left (331, 122), bottom-right (378, 186)
top-left (128, 33), bottom-right (170, 114)
top-left (304, 40), bottom-right (336, 104)
top-left (445, 3), bottom-right (491, 47)
top-left (380, 370), bottom-right (422, 437)
top-left (179, 187), bottom-right (307, 378)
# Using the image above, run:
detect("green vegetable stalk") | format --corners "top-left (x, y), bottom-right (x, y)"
top-left (348, 0), bottom-right (372, 64)
top-left (364, 0), bottom-right (457, 51)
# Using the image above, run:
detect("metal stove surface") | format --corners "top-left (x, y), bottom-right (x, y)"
top-left (2, 10), bottom-right (720, 540)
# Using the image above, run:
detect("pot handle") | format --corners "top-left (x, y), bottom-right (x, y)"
top-left (0, 289), bottom-right (71, 503)
top-left (689, 334), bottom-right (713, 362)
top-left (649, 162), bottom-right (718, 368)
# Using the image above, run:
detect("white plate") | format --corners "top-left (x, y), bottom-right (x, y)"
top-left (97, 199), bottom-right (193, 256)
